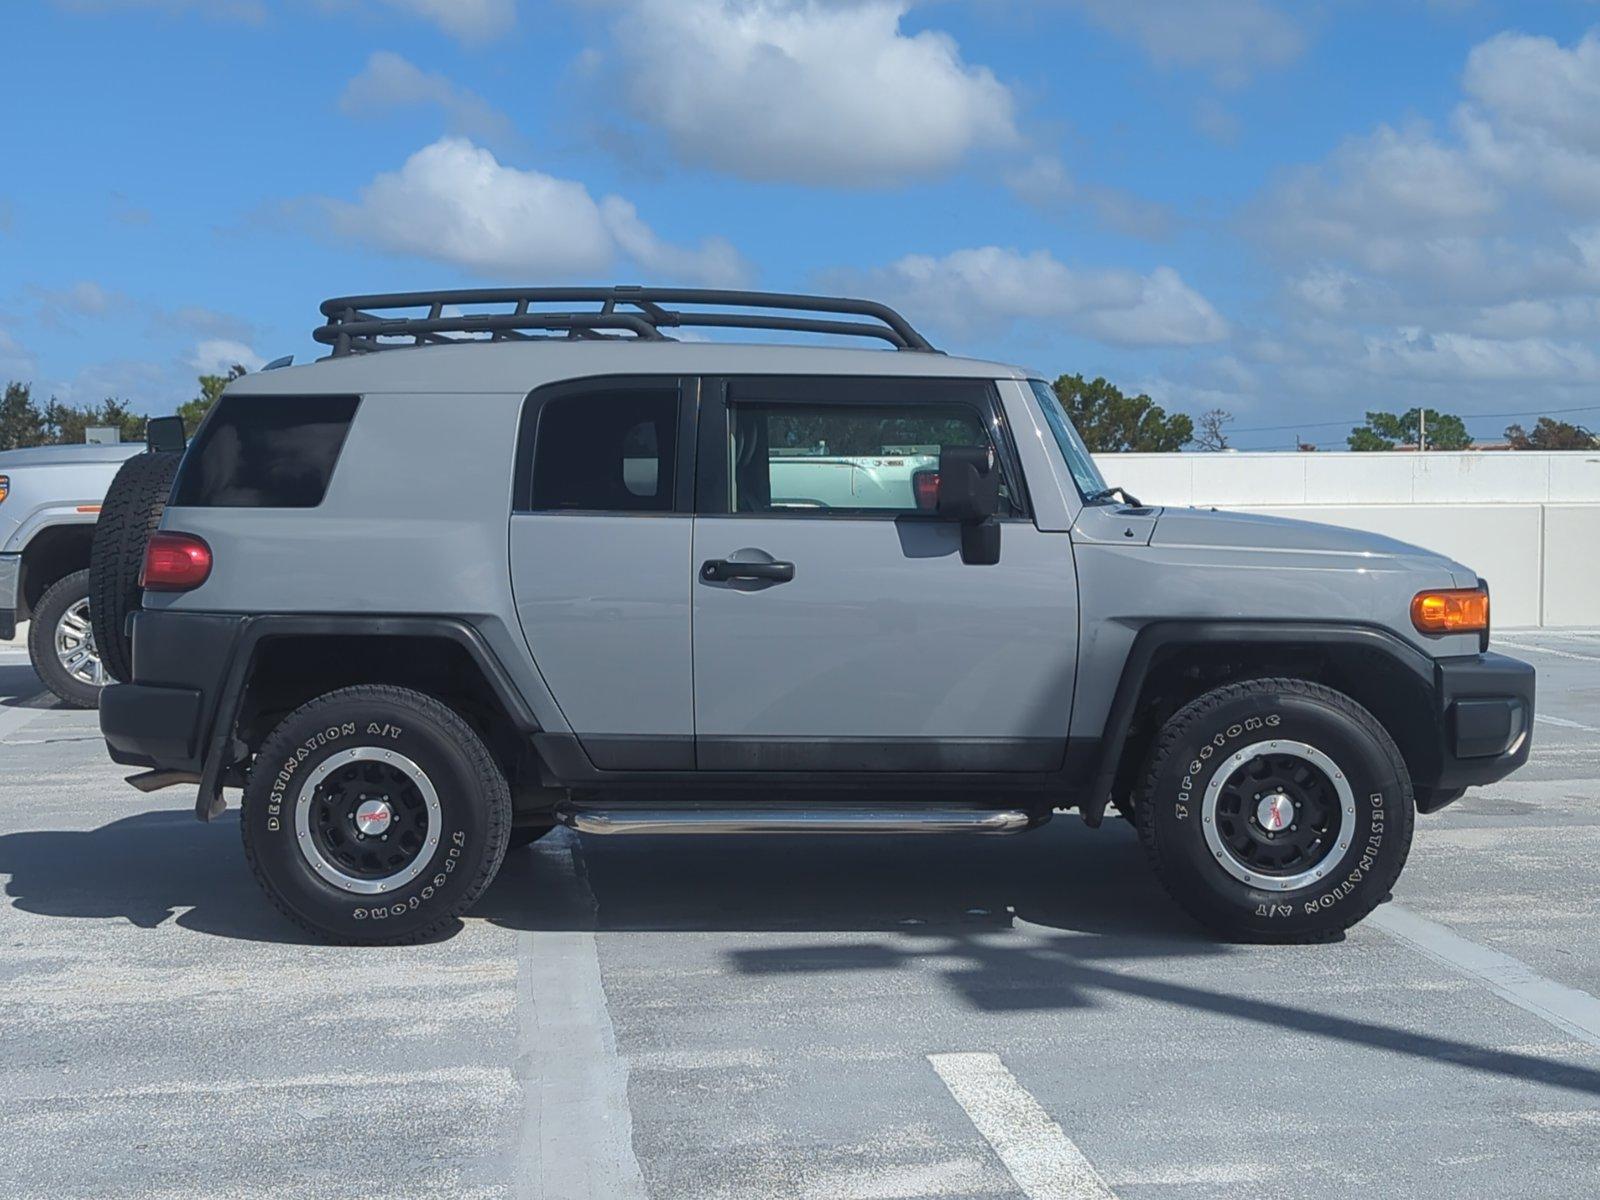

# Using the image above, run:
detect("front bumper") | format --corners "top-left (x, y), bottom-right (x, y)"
top-left (0, 553), bottom-right (20, 641)
top-left (1418, 650), bottom-right (1535, 811)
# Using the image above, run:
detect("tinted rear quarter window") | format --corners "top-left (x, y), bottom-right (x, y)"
top-left (173, 395), bottom-right (359, 507)
top-left (529, 388), bottom-right (678, 512)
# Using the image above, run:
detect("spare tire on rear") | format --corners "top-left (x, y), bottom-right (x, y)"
top-left (90, 450), bottom-right (182, 683)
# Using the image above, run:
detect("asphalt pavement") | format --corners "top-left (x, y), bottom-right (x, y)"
top-left (3, 628), bottom-right (1599, 1199)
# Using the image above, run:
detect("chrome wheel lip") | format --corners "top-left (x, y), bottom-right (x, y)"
top-left (294, 747), bottom-right (442, 895)
top-left (1201, 738), bottom-right (1357, 892)
top-left (54, 598), bottom-right (105, 688)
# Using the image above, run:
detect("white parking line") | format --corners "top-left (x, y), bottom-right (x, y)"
top-left (1370, 904), bottom-right (1600, 1050)
top-left (928, 1052), bottom-right (1118, 1200)
top-left (1537, 714), bottom-right (1600, 733)
top-left (0, 692), bottom-right (56, 743)
top-left (1496, 639), bottom-right (1600, 664)
top-left (513, 834), bottom-right (648, 1200)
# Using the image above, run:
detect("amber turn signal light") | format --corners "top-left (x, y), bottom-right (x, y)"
top-left (1411, 588), bottom-right (1489, 634)
top-left (0, 475), bottom-right (8, 504)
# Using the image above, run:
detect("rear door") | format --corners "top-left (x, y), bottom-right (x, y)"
top-left (509, 376), bottom-right (697, 769)
top-left (690, 375), bottom-right (1079, 772)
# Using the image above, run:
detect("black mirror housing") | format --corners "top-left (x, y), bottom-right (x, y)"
top-left (146, 415), bottom-right (187, 454)
top-left (936, 445), bottom-right (999, 522)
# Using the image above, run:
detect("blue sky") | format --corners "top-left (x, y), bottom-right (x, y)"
top-left (6, 1), bottom-right (1600, 448)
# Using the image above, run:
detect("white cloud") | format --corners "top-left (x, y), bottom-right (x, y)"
top-left (601, 0), bottom-right (1018, 185)
top-left (372, 0), bottom-right (514, 43)
top-left (1359, 328), bottom-right (1600, 383)
top-left (840, 246), bottom-right (1227, 347)
top-left (340, 52), bottom-right (521, 151)
top-left (0, 327), bottom-right (36, 381)
top-left (322, 137), bottom-right (749, 286)
top-left (189, 339), bottom-right (266, 375)
top-left (1064, 0), bottom-right (1304, 88)
top-left (1004, 154), bottom-right (1174, 240)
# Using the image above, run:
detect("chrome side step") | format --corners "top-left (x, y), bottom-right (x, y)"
top-left (555, 805), bottom-right (1038, 837)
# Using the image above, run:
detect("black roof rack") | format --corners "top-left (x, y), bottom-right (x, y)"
top-left (314, 286), bottom-right (938, 356)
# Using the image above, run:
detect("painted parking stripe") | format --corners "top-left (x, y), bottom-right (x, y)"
top-left (0, 692), bottom-right (56, 743)
top-left (1370, 904), bottom-right (1600, 1050)
top-left (928, 1053), bottom-right (1118, 1200)
top-left (1537, 714), bottom-right (1600, 733)
top-left (1495, 639), bottom-right (1600, 664)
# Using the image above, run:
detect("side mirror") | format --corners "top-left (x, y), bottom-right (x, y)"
top-left (935, 446), bottom-right (1000, 521)
top-left (146, 415), bottom-right (186, 454)
top-left (935, 445), bottom-right (1001, 566)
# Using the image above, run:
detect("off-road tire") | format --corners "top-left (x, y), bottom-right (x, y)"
top-left (27, 570), bottom-right (104, 709)
top-left (90, 450), bottom-right (182, 683)
top-left (1135, 677), bottom-right (1414, 943)
top-left (240, 685), bottom-right (512, 945)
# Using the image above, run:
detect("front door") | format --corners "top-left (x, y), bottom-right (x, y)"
top-left (691, 376), bottom-right (1079, 772)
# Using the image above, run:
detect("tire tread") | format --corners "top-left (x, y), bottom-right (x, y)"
top-left (239, 684), bottom-right (512, 945)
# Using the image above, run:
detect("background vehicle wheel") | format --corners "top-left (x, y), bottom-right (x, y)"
top-left (506, 823), bottom-right (556, 849)
top-left (89, 449), bottom-right (182, 683)
top-left (240, 685), bottom-right (512, 945)
top-left (27, 570), bottom-right (106, 708)
top-left (1135, 677), bottom-right (1414, 943)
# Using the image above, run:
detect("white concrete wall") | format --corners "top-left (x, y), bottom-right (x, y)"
top-left (1090, 451), bottom-right (1600, 628)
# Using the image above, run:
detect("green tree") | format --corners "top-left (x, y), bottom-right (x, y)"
top-left (41, 397), bottom-right (147, 445)
top-left (1505, 417), bottom-right (1599, 450)
top-left (1348, 408), bottom-right (1472, 451)
top-left (177, 363), bottom-right (247, 434)
top-left (1051, 374), bottom-right (1193, 452)
top-left (0, 382), bottom-right (46, 450)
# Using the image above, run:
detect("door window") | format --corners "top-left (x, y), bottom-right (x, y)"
top-left (529, 388), bottom-right (678, 512)
top-left (727, 401), bottom-right (1017, 515)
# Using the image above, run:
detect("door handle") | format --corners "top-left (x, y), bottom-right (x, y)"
top-left (701, 558), bottom-right (796, 583)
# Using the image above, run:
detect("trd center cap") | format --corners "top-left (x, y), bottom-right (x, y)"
top-left (1256, 793), bottom-right (1294, 832)
top-left (354, 799), bottom-right (394, 837)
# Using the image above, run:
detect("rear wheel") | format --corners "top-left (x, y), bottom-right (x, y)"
top-left (90, 449), bottom-right (181, 682)
top-left (27, 570), bottom-right (106, 708)
top-left (240, 685), bottom-right (512, 944)
top-left (1135, 677), bottom-right (1414, 942)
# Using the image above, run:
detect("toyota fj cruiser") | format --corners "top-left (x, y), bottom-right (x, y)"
top-left (97, 287), bottom-right (1535, 945)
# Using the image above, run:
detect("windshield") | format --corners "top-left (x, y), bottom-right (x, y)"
top-left (1028, 379), bottom-right (1108, 500)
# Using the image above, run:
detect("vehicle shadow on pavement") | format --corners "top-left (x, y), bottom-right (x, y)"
top-left (0, 809), bottom-right (313, 943)
top-left (482, 823), bottom-right (1600, 1101)
top-left (0, 663), bottom-right (50, 707)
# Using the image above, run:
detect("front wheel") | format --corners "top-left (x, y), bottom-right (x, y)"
top-left (1135, 678), bottom-right (1414, 943)
top-left (28, 570), bottom-right (107, 709)
top-left (240, 685), bottom-right (512, 944)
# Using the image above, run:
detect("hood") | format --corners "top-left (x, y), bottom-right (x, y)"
top-left (0, 443), bottom-right (143, 468)
top-left (1147, 506), bottom-right (1476, 580)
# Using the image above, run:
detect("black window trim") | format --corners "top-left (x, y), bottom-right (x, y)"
top-left (171, 392), bottom-right (362, 510)
top-left (695, 374), bottom-right (1032, 521)
top-left (512, 374), bottom-right (699, 516)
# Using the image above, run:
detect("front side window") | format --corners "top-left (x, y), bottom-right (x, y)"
top-left (1028, 379), bottom-right (1107, 500)
top-left (530, 388), bottom-right (678, 512)
top-left (728, 401), bottom-right (1017, 514)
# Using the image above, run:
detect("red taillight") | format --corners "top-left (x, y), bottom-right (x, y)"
top-left (912, 468), bottom-right (940, 513)
top-left (141, 532), bottom-right (212, 592)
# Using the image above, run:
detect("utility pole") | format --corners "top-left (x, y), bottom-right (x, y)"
top-left (1419, 408), bottom-right (1427, 453)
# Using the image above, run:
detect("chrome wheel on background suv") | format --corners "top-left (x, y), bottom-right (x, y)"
top-left (27, 569), bottom-right (107, 710)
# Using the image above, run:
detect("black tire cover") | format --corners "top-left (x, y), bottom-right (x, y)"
top-left (90, 450), bottom-right (182, 683)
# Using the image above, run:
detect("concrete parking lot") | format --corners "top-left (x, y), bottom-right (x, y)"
top-left (3, 629), bottom-right (1599, 1200)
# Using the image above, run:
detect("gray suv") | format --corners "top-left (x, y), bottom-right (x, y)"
top-left (97, 287), bottom-right (1535, 945)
